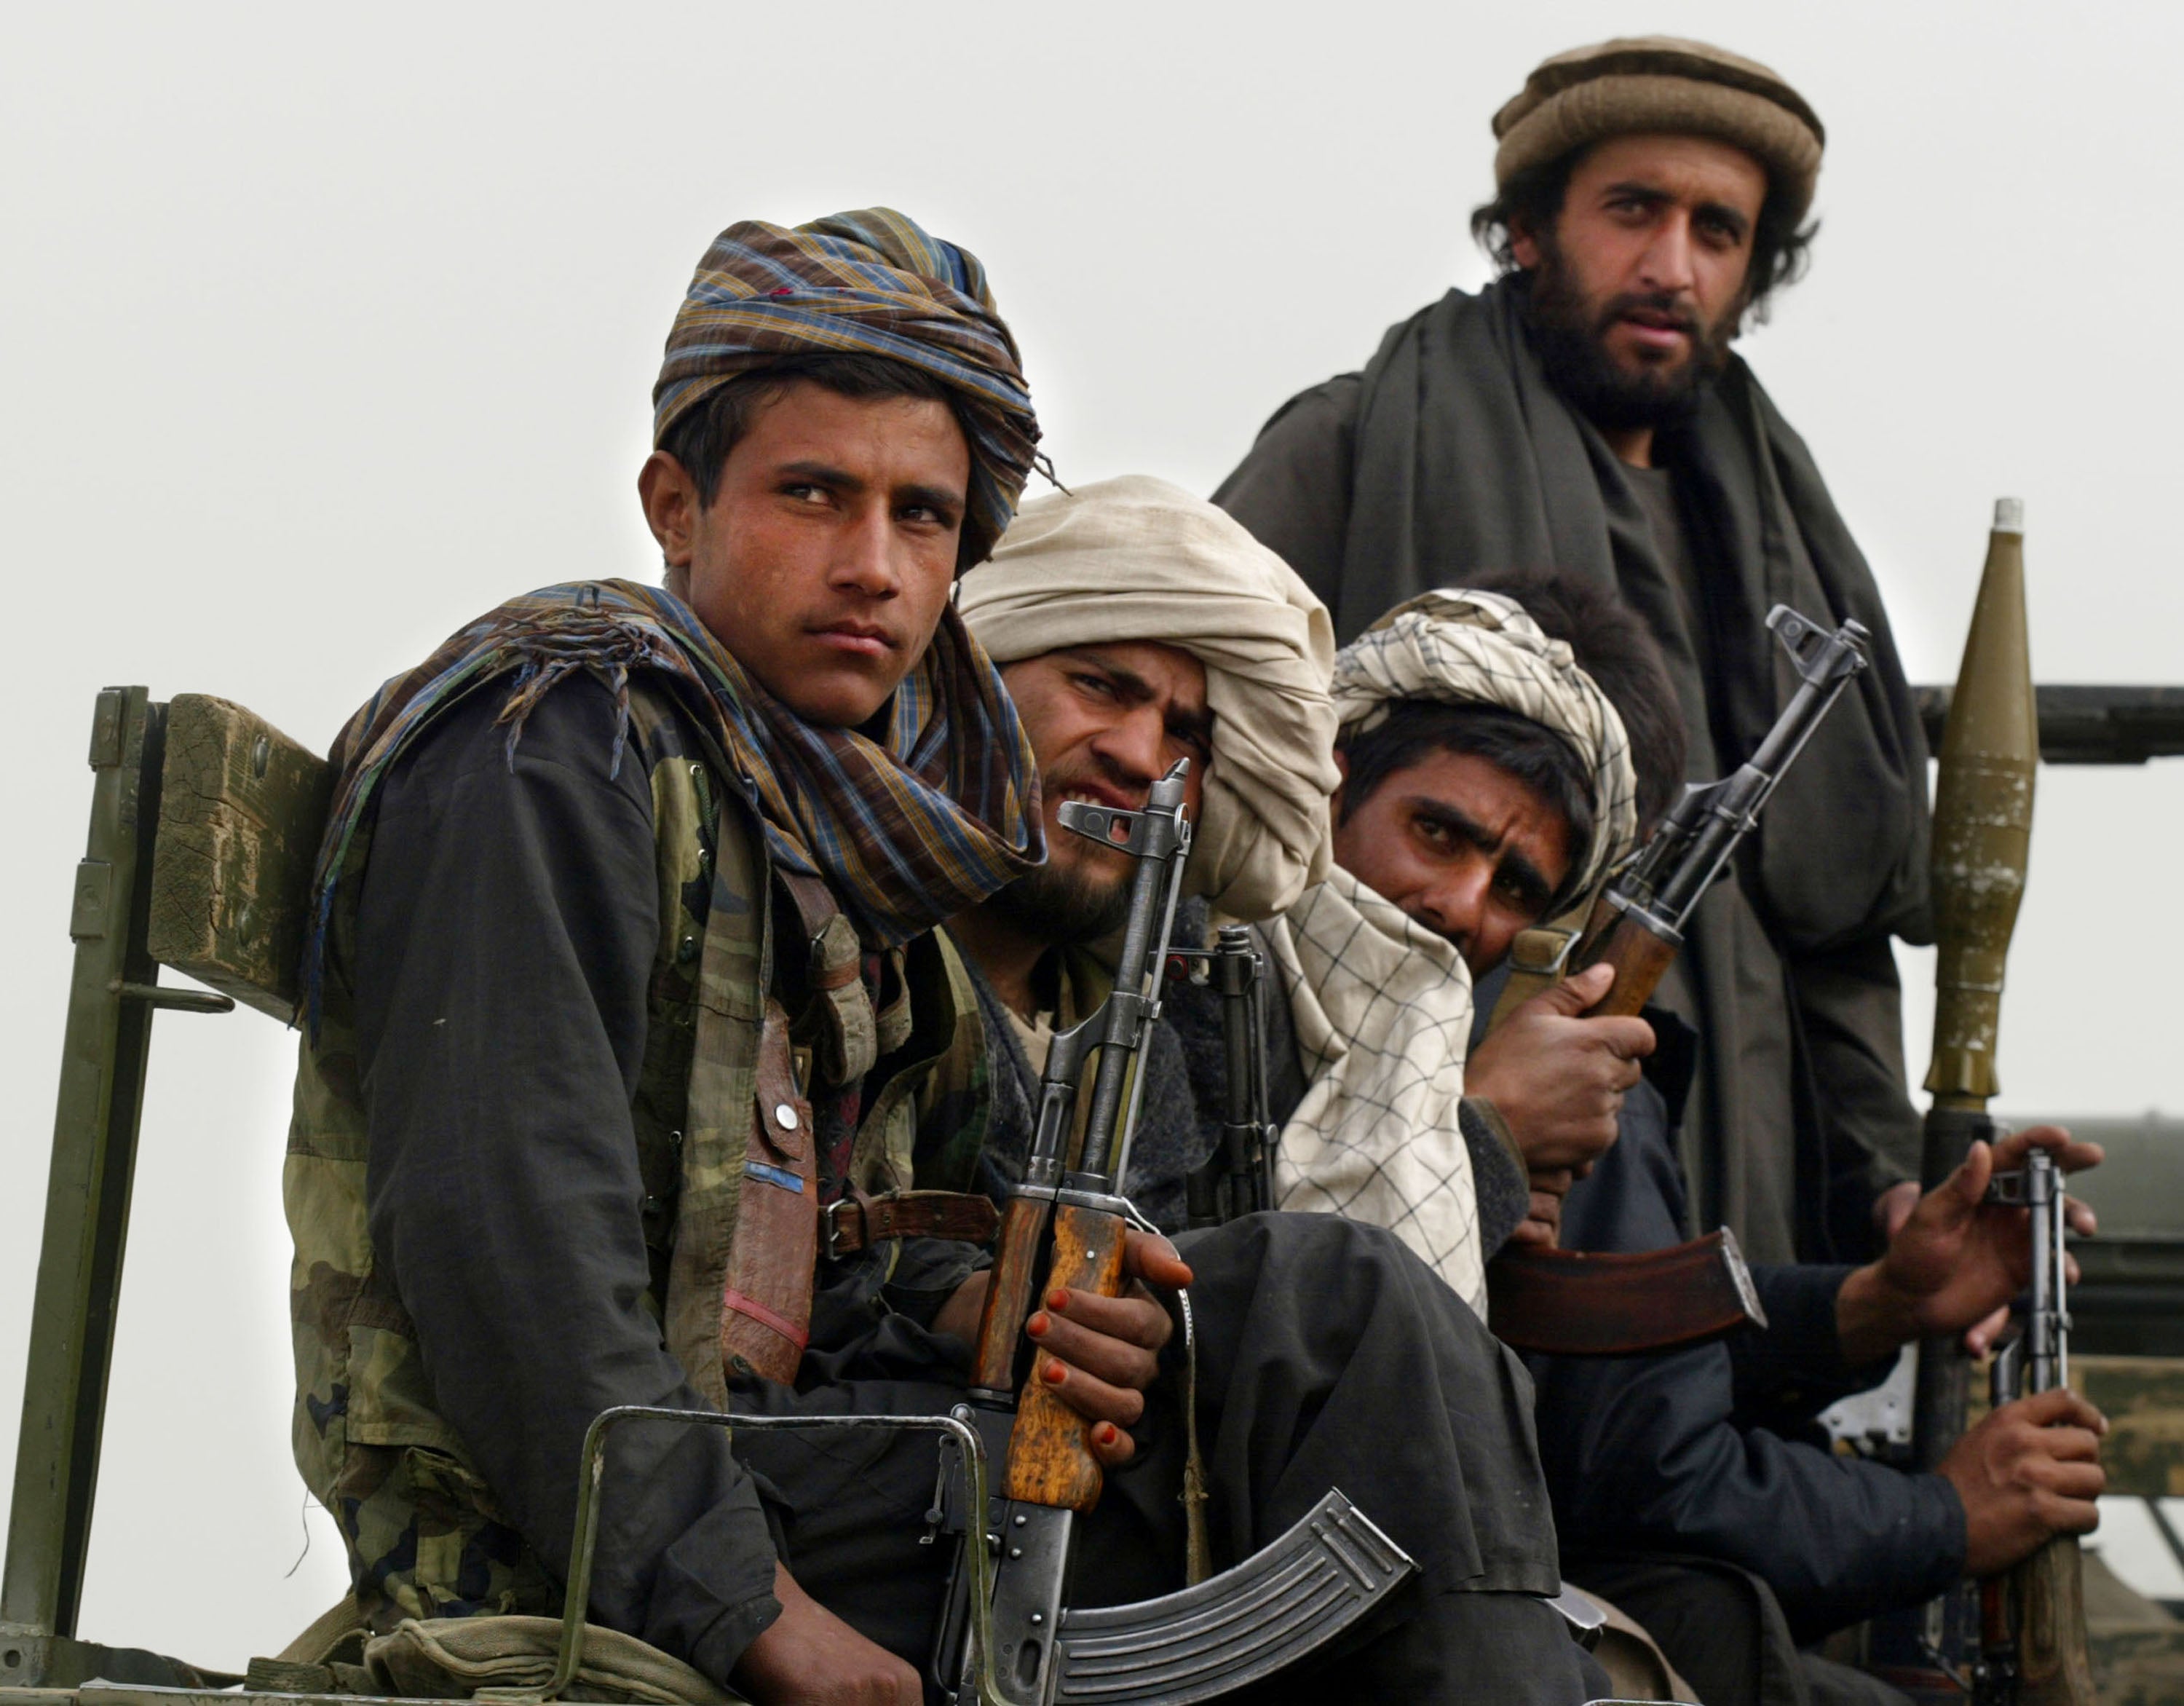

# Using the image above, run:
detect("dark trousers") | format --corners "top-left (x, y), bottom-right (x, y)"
top-left (735, 1213), bottom-right (1606, 1705)
top-left (1572, 1557), bottom-right (1915, 1706)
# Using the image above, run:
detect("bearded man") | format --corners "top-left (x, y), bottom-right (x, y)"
top-left (1215, 37), bottom-right (1931, 1269)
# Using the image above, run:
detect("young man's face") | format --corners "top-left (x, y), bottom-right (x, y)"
top-left (639, 380), bottom-right (971, 727)
top-left (1511, 132), bottom-right (1768, 429)
top-left (1330, 748), bottom-right (1572, 977)
top-left (988, 642), bottom-right (1212, 943)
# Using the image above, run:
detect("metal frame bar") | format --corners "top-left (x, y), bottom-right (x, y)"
top-left (3, 689), bottom-right (233, 1686)
top-left (477, 1405), bottom-right (1002, 1706)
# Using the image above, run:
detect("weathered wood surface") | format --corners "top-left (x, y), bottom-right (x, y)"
top-left (146, 695), bottom-right (331, 1024)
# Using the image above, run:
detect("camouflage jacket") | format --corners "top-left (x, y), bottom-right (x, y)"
top-left (283, 674), bottom-right (985, 1629)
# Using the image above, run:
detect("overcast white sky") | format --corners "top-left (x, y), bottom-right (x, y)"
top-left (5, 0), bottom-right (2183, 1671)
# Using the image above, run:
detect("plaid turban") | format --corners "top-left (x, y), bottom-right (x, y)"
top-left (652, 208), bottom-right (1042, 557)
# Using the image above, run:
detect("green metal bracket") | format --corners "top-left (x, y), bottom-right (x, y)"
top-left (2, 689), bottom-right (233, 1689)
top-left (472, 1405), bottom-right (1002, 1706)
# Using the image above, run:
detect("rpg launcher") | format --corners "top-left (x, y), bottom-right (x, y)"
top-left (1486, 604), bottom-right (1870, 1356)
top-left (1902, 500), bottom-right (2094, 1706)
top-left (936, 760), bottom-right (1416, 1706)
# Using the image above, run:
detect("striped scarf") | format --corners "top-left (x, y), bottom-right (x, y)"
top-left (303, 579), bottom-right (1042, 1022)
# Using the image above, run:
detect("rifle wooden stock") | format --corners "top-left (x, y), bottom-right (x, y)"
top-left (2005, 1534), bottom-right (2097, 1705)
top-left (1003, 1204), bottom-right (1129, 1512)
top-left (1487, 1229), bottom-right (1766, 1356)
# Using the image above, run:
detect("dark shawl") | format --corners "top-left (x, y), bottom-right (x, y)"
top-left (1216, 277), bottom-right (1932, 1260)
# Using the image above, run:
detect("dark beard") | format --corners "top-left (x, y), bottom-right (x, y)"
top-left (1519, 248), bottom-right (1735, 435)
top-left (981, 858), bottom-right (1133, 949)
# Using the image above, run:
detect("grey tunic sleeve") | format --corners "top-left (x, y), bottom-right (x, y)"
top-left (1211, 375), bottom-right (1363, 607)
top-left (354, 676), bottom-right (781, 1685)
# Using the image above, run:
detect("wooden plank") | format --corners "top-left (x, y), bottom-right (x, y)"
top-left (146, 695), bottom-right (331, 1024)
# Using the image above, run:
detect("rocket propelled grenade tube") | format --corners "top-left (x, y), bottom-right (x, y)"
top-left (1913, 502), bottom-right (2039, 1477)
top-left (1925, 498), bottom-right (2038, 1113)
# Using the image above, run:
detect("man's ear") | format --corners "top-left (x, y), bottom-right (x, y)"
top-left (1507, 215), bottom-right (1543, 272)
top-left (638, 451), bottom-right (700, 572)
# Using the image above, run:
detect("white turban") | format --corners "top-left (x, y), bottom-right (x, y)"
top-left (1271, 588), bottom-right (1641, 1316)
top-left (959, 475), bottom-right (1339, 921)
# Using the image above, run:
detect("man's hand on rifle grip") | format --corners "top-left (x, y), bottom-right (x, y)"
top-left (1023, 1229), bottom-right (1192, 1466)
top-left (1466, 963), bottom-right (1653, 1175)
top-left (1835, 1126), bottom-right (2104, 1364)
top-left (1938, 1388), bottom-right (2108, 1579)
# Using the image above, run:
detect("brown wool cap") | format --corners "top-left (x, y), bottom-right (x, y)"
top-left (1493, 36), bottom-right (1824, 222)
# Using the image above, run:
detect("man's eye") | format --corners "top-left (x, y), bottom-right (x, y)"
top-left (1071, 672), bottom-right (1118, 701)
top-left (1492, 866), bottom-right (1544, 914)
top-left (1413, 816), bottom-right (1452, 849)
top-left (782, 483), bottom-right (828, 505)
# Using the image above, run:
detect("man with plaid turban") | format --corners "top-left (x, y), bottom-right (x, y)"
top-left (1217, 36), bottom-right (1934, 1278)
top-left (282, 208), bottom-right (1087, 1703)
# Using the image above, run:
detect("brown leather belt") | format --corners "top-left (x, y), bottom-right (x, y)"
top-left (823, 1188), bottom-right (1000, 1258)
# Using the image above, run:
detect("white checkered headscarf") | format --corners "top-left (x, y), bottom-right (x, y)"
top-left (1270, 588), bottom-right (1640, 1316)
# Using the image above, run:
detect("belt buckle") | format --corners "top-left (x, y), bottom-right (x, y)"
top-left (822, 1195), bottom-right (858, 1260)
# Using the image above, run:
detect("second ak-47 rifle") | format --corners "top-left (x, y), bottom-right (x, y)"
top-left (1181, 924), bottom-right (1278, 1228)
top-left (935, 760), bottom-right (1416, 1706)
top-left (1895, 500), bottom-right (2094, 1706)
top-left (1485, 603), bottom-right (1871, 1354)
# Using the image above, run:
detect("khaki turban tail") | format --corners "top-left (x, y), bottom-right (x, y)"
top-left (960, 475), bottom-right (1340, 922)
top-left (653, 207), bottom-right (1042, 558)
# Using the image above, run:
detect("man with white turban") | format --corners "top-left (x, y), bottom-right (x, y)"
top-left (946, 473), bottom-right (1340, 1225)
top-left (938, 477), bottom-right (1614, 1705)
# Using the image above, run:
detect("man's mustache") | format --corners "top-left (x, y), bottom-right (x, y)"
top-left (1594, 291), bottom-right (1701, 341)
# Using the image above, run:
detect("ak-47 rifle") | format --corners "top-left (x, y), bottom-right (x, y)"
top-left (936, 760), bottom-right (1416, 1706)
top-left (1904, 500), bottom-right (2094, 1706)
top-left (1486, 603), bottom-right (1871, 1355)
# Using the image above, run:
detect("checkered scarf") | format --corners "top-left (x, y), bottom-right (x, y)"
top-left (1269, 589), bottom-right (1639, 1315)
top-left (302, 580), bottom-right (1041, 1024)
top-left (654, 208), bottom-right (1044, 558)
